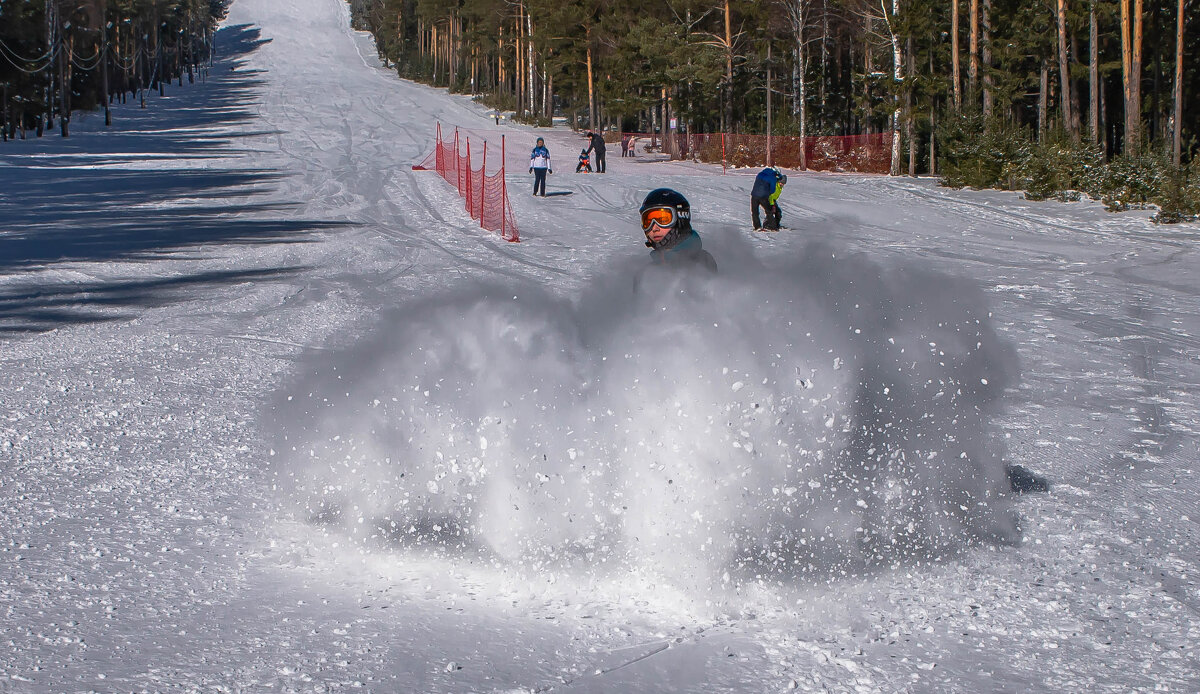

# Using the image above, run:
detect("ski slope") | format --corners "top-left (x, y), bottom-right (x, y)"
top-left (2, 0), bottom-right (1199, 691)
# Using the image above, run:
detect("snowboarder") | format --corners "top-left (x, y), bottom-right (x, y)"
top-left (529, 137), bottom-right (552, 197)
top-left (585, 131), bottom-right (607, 173)
top-left (751, 166), bottom-right (787, 231)
top-left (639, 188), bottom-right (717, 272)
top-left (576, 148), bottom-right (592, 173)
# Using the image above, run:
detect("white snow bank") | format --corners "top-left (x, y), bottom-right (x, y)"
top-left (264, 241), bottom-right (1021, 602)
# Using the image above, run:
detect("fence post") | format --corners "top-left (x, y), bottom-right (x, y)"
top-left (466, 137), bottom-right (473, 218)
top-left (480, 141), bottom-right (488, 230)
top-left (500, 135), bottom-right (507, 240)
top-left (722, 132), bottom-right (726, 175)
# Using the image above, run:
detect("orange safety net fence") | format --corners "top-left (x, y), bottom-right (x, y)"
top-left (414, 124), bottom-right (519, 242)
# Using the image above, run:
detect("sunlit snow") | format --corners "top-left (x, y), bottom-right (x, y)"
top-left (2, 0), bottom-right (1198, 691)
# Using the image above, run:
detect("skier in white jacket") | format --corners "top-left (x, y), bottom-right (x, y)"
top-left (529, 137), bottom-right (552, 197)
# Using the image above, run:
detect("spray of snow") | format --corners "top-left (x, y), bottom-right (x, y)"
top-left (265, 241), bottom-right (1021, 596)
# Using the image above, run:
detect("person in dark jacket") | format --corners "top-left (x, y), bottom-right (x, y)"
top-left (529, 137), bottom-right (552, 196)
top-left (585, 131), bottom-right (607, 173)
top-left (751, 166), bottom-right (786, 230)
top-left (639, 188), bottom-right (717, 273)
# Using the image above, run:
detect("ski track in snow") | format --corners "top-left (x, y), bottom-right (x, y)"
top-left (2, 0), bottom-right (1200, 691)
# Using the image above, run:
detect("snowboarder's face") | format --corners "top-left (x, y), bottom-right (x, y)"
top-left (641, 207), bottom-right (677, 245)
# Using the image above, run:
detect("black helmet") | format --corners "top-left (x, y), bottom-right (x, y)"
top-left (639, 188), bottom-right (692, 249)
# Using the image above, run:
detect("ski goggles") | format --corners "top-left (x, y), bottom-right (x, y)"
top-left (640, 206), bottom-right (677, 232)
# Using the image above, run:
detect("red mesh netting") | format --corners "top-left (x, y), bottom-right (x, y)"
top-left (413, 125), bottom-right (519, 242)
top-left (620, 132), bottom-right (893, 174)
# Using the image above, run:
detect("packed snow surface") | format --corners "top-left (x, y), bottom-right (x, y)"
top-left (2, 0), bottom-right (1199, 691)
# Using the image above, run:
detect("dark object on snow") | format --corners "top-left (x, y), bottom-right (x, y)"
top-left (1006, 464), bottom-right (1050, 494)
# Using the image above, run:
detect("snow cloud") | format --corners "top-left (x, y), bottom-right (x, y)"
top-left (265, 241), bottom-right (1021, 594)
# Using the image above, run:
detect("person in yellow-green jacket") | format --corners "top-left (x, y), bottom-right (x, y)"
top-left (751, 166), bottom-right (787, 230)
top-left (766, 170), bottom-right (787, 230)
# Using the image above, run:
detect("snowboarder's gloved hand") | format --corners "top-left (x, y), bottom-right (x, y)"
top-left (529, 168), bottom-right (533, 174)
top-left (549, 169), bottom-right (553, 175)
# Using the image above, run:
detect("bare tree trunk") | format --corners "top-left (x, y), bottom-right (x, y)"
top-left (45, 0), bottom-right (55, 134)
top-left (1172, 0), bottom-right (1185, 165)
top-left (767, 42), bottom-right (773, 166)
top-left (1070, 26), bottom-right (1083, 134)
top-left (100, 19), bottom-right (111, 127)
top-left (664, 86), bottom-right (675, 158)
top-left (1100, 65), bottom-right (1108, 154)
top-left (652, 91), bottom-right (659, 148)
top-left (982, 0), bottom-right (993, 118)
top-left (787, 0), bottom-right (808, 169)
top-left (930, 100), bottom-right (937, 175)
top-left (1121, 0), bottom-right (1145, 154)
top-left (1057, 0), bottom-right (1077, 139)
top-left (885, 0), bottom-right (903, 175)
top-left (820, 0), bottom-right (829, 116)
top-left (907, 36), bottom-right (915, 176)
top-left (952, 0), bottom-right (962, 109)
top-left (724, 0), bottom-right (734, 133)
top-left (1152, 2), bottom-right (1162, 142)
top-left (1039, 61), bottom-right (1049, 138)
top-left (515, 5), bottom-right (524, 116)
top-left (60, 32), bottom-right (72, 136)
top-left (1090, 2), bottom-right (1100, 143)
top-left (117, 19), bottom-right (128, 103)
top-left (586, 30), bottom-right (596, 129)
top-left (864, 40), bottom-right (873, 134)
top-left (929, 48), bottom-right (937, 174)
top-left (969, 0), bottom-right (979, 96)
top-left (526, 11), bottom-right (535, 118)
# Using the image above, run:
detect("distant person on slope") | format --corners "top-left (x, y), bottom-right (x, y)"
top-left (751, 166), bottom-right (787, 231)
top-left (639, 188), bottom-right (717, 272)
top-left (585, 131), bottom-right (607, 173)
top-left (529, 137), bottom-right (552, 197)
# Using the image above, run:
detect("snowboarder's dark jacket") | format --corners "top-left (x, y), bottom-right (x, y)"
top-left (752, 167), bottom-right (783, 199)
top-left (648, 229), bottom-right (717, 272)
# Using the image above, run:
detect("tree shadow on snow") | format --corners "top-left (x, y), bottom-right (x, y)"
top-left (0, 24), bottom-right (351, 334)
top-left (0, 267), bottom-right (307, 334)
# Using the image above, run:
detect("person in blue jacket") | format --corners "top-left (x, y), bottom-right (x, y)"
top-left (639, 188), bottom-right (717, 273)
top-left (529, 137), bottom-right (552, 196)
top-left (751, 166), bottom-right (787, 230)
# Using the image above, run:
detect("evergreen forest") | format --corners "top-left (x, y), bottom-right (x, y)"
top-left (0, 1), bottom-right (229, 138)
top-left (1, 0), bottom-right (1195, 219)
top-left (350, 0), bottom-right (1198, 219)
